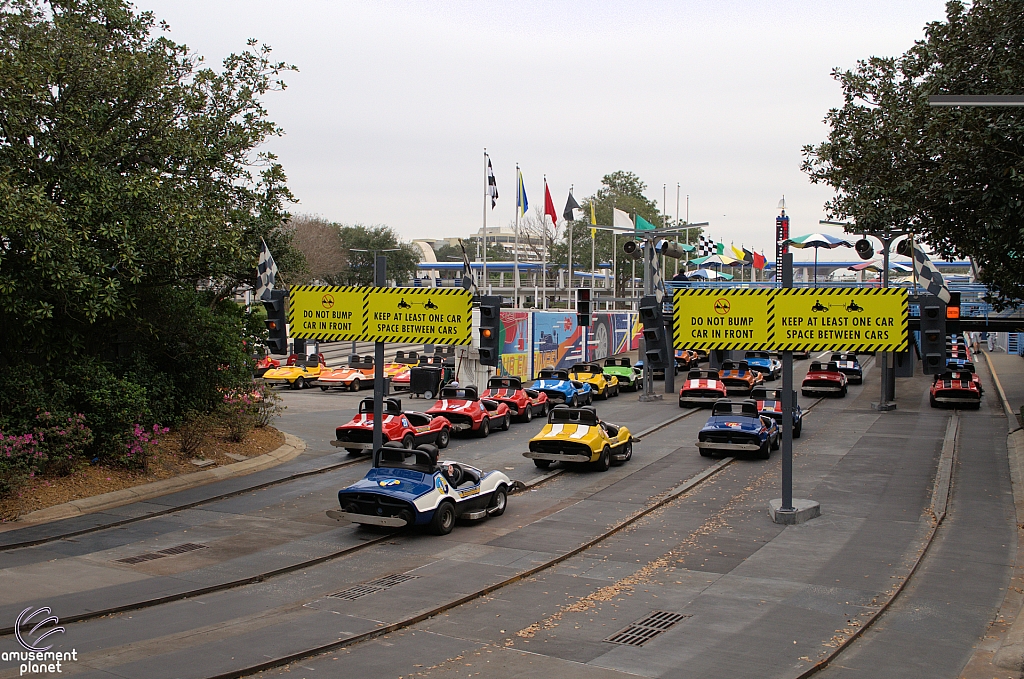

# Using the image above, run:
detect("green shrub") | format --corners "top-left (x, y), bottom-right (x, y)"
top-left (0, 432), bottom-right (44, 500)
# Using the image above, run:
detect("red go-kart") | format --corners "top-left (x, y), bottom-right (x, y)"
top-left (801, 361), bottom-right (848, 397)
top-left (331, 397), bottom-right (452, 454)
top-left (481, 376), bottom-right (549, 422)
top-left (426, 385), bottom-right (511, 438)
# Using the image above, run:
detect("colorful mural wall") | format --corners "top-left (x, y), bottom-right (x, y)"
top-left (499, 310), bottom-right (531, 380)
top-left (529, 311), bottom-right (639, 375)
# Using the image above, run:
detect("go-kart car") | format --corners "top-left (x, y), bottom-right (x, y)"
top-left (697, 399), bottom-right (780, 459)
top-left (750, 386), bottom-right (803, 438)
top-left (678, 369), bottom-right (729, 408)
top-left (568, 362), bottom-right (619, 399)
top-left (604, 357), bottom-right (642, 392)
top-left (525, 405), bottom-right (633, 470)
top-left (531, 368), bottom-right (592, 407)
top-left (262, 354), bottom-right (326, 389)
top-left (332, 397), bottom-right (452, 453)
top-left (426, 385), bottom-right (511, 437)
top-left (829, 353), bottom-right (863, 384)
top-left (481, 376), bottom-right (549, 422)
top-left (675, 349), bottom-right (698, 372)
top-left (390, 365), bottom-right (412, 391)
top-left (930, 370), bottom-right (982, 409)
top-left (327, 444), bottom-right (512, 535)
top-left (801, 361), bottom-right (848, 397)
top-left (793, 348), bottom-right (811, 360)
top-left (254, 355), bottom-right (280, 378)
top-left (744, 351), bottom-right (782, 381)
top-left (718, 360), bottom-right (765, 395)
top-left (318, 365), bottom-right (373, 392)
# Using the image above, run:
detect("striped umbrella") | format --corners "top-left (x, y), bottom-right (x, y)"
top-left (783, 233), bottom-right (853, 287)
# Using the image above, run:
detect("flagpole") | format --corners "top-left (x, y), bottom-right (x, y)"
top-left (675, 183), bottom-right (680, 276)
top-left (567, 186), bottom-right (573, 309)
top-left (482, 149), bottom-right (488, 294)
top-left (612, 231), bottom-right (616, 310)
top-left (514, 164), bottom-right (520, 307)
top-left (542, 176), bottom-right (548, 310)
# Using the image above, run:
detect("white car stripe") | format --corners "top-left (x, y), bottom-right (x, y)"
top-left (545, 424), bottom-right (564, 437)
top-left (569, 425), bottom-right (590, 439)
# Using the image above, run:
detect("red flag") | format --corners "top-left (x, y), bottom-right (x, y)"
top-left (753, 251), bottom-right (766, 270)
top-left (543, 180), bottom-right (558, 231)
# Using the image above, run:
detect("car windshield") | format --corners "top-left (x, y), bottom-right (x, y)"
top-left (440, 387), bottom-right (478, 400)
top-left (487, 377), bottom-right (521, 391)
top-left (358, 399), bottom-right (402, 415)
top-left (374, 448), bottom-right (435, 473)
top-left (711, 401), bottom-right (759, 417)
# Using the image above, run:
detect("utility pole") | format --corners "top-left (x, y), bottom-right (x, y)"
top-left (372, 255), bottom-right (387, 451)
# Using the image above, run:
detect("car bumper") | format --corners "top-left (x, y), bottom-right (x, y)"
top-left (331, 440), bottom-right (374, 449)
top-left (263, 378), bottom-right (293, 386)
top-left (679, 394), bottom-right (723, 403)
top-left (523, 451), bottom-right (592, 463)
top-left (933, 394), bottom-right (980, 404)
top-left (326, 510), bottom-right (407, 527)
top-left (697, 441), bottom-right (761, 452)
top-left (802, 384), bottom-right (843, 392)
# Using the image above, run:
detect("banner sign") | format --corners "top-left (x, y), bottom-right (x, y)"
top-left (673, 288), bottom-right (907, 352)
top-left (288, 286), bottom-right (472, 345)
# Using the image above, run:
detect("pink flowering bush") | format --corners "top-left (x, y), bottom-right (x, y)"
top-left (35, 412), bottom-right (94, 477)
top-left (220, 387), bottom-right (258, 442)
top-left (110, 423), bottom-right (169, 472)
top-left (0, 432), bottom-right (44, 499)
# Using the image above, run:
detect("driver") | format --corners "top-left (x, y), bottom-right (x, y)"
top-left (441, 462), bottom-right (462, 487)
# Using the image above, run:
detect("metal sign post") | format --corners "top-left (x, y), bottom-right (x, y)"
top-left (780, 253), bottom-right (794, 513)
top-left (372, 255), bottom-right (386, 452)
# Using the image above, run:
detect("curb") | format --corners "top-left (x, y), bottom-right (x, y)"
top-left (983, 349), bottom-right (1022, 433)
top-left (993, 428), bottom-right (1024, 669)
top-left (2, 432), bottom-right (306, 529)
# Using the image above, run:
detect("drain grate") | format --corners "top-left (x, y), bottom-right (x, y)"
top-left (328, 573), bottom-right (420, 600)
top-left (116, 542), bottom-right (207, 565)
top-left (604, 611), bottom-right (690, 647)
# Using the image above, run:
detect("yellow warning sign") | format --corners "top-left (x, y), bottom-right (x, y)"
top-left (774, 288), bottom-right (907, 352)
top-left (364, 288), bottom-right (472, 344)
top-left (673, 289), bottom-right (774, 350)
top-left (288, 286), bottom-right (367, 341)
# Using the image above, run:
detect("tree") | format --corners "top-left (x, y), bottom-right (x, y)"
top-left (288, 214), bottom-right (343, 284)
top-left (336, 225), bottom-right (420, 286)
top-left (0, 0), bottom-right (302, 361)
top-left (801, 0), bottom-right (1024, 304)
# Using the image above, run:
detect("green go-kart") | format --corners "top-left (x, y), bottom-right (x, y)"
top-left (603, 357), bottom-right (642, 392)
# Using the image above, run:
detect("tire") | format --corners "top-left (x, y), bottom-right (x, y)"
top-left (570, 394), bottom-right (578, 408)
top-left (488, 486), bottom-right (507, 517)
top-left (801, 390), bottom-right (811, 397)
top-left (345, 448), bottom-right (363, 455)
top-left (929, 396), bottom-right (939, 408)
top-left (423, 389), bottom-right (433, 400)
top-left (500, 414), bottom-right (511, 431)
top-left (523, 405), bottom-right (533, 422)
top-left (477, 417), bottom-right (490, 438)
top-left (758, 440), bottom-right (771, 460)
top-left (699, 448), bottom-right (713, 457)
top-left (594, 445), bottom-right (611, 472)
top-left (534, 459), bottom-right (551, 469)
top-left (430, 501), bottom-right (456, 535)
top-left (320, 385), bottom-right (330, 392)
top-left (350, 379), bottom-right (361, 392)
top-left (794, 421), bottom-right (802, 438)
top-left (402, 434), bottom-right (414, 449)
top-left (840, 386), bottom-right (848, 398)
top-left (293, 377), bottom-right (305, 390)
top-left (436, 427), bottom-right (450, 449)
top-left (612, 442), bottom-right (632, 466)
top-left (771, 434), bottom-right (780, 451)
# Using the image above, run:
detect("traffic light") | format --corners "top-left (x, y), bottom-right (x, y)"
top-left (262, 289), bottom-right (288, 355)
top-left (478, 295), bottom-right (501, 367)
top-left (639, 295), bottom-right (670, 369)
top-left (946, 291), bottom-right (961, 336)
top-left (622, 239), bottom-right (643, 259)
top-left (919, 295), bottom-right (946, 374)
top-left (855, 238), bottom-right (874, 260)
top-left (576, 288), bottom-right (591, 327)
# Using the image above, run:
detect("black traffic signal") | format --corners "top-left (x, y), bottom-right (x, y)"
top-left (478, 295), bottom-right (501, 367)
top-left (639, 295), bottom-right (670, 369)
top-left (946, 291), bottom-right (961, 336)
top-left (919, 295), bottom-right (946, 374)
top-left (855, 238), bottom-right (874, 260)
top-left (263, 289), bottom-right (288, 355)
top-left (576, 288), bottom-right (591, 327)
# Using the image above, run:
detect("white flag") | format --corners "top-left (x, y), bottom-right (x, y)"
top-left (613, 208), bottom-right (633, 229)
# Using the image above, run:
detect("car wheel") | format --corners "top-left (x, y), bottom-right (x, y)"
top-left (436, 427), bottom-right (450, 449)
top-left (758, 440), bottom-right (771, 460)
top-left (534, 459), bottom-right (551, 469)
top-left (488, 486), bottom-right (507, 517)
top-left (400, 434), bottom-right (414, 449)
top-left (570, 394), bottom-right (578, 407)
top-left (801, 390), bottom-right (811, 397)
top-left (293, 377), bottom-right (305, 390)
top-left (612, 442), bottom-right (632, 466)
top-left (345, 447), bottom-right (363, 455)
top-left (501, 413), bottom-right (511, 431)
top-left (594, 445), bottom-right (611, 472)
top-left (397, 509), bottom-right (414, 527)
top-left (699, 448), bottom-right (713, 457)
top-left (794, 421), bottom-right (802, 438)
top-left (477, 418), bottom-right (490, 438)
top-left (840, 386), bottom-right (848, 397)
top-left (586, 393), bottom-right (593, 406)
top-left (771, 434), bottom-right (780, 451)
top-left (929, 396), bottom-right (939, 408)
top-left (430, 501), bottom-right (456, 535)
top-left (523, 405), bottom-right (533, 422)
top-left (320, 385), bottom-right (330, 392)
top-left (350, 379), bottom-right (361, 392)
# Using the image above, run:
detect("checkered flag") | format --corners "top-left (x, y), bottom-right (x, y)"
top-left (912, 243), bottom-right (950, 304)
top-left (697, 234), bottom-right (715, 257)
top-left (255, 238), bottom-right (278, 301)
top-left (486, 154), bottom-right (498, 209)
top-left (648, 245), bottom-right (666, 303)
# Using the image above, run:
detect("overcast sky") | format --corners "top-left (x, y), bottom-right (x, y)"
top-left (139, 0), bottom-right (948, 263)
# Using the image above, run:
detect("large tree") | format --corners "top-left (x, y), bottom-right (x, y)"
top-left (802, 0), bottom-right (1024, 304)
top-left (0, 0), bottom-right (301, 361)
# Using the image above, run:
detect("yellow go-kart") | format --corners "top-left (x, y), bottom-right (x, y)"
top-left (524, 405), bottom-right (633, 471)
top-left (262, 354), bottom-right (325, 390)
top-left (568, 362), bottom-right (619, 399)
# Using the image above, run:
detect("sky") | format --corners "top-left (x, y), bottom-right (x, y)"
top-left (138, 0), bottom-right (950, 263)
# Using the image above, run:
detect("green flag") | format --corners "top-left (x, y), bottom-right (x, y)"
top-left (715, 242), bottom-right (725, 255)
top-left (635, 214), bottom-right (656, 231)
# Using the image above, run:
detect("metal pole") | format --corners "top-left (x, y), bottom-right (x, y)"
top-left (675, 184), bottom-right (680, 276)
top-left (482, 149), bottom-right (488, 294)
top-left (612, 232), bottom-right (616, 309)
top-left (567, 220), bottom-right (573, 309)
top-left (880, 234), bottom-right (891, 408)
top-left (372, 255), bottom-right (387, 452)
top-left (781, 252), bottom-right (794, 511)
top-left (514, 164), bottom-right (520, 307)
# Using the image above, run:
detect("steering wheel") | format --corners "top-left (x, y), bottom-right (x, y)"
top-left (446, 463), bottom-right (463, 487)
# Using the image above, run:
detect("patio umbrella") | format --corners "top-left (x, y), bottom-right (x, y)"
top-left (689, 268), bottom-right (734, 281)
top-left (783, 233), bottom-right (853, 287)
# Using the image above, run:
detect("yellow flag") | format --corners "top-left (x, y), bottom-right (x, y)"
top-left (731, 243), bottom-right (746, 260)
top-left (591, 227), bottom-right (597, 239)
top-left (589, 202), bottom-right (596, 225)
